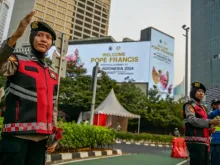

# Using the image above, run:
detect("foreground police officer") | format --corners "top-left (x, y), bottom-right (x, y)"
top-left (0, 11), bottom-right (58, 165)
top-left (183, 82), bottom-right (220, 165)
top-left (208, 99), bottom-right (220, 165)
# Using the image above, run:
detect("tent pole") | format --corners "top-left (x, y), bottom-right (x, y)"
top-left (98, 113), bottom-right (100, 126)
top-left (138, 118), bottom-right (140, 135)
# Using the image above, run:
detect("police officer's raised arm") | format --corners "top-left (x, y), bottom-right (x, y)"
top-left (7, 11), bottom-right (35, 47)
top-left (185, 104), bottom-right (220, 128)
top-left (0, 11), bottom-right (35, 76)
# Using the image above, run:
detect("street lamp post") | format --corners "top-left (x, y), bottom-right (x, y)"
top-left (182, 25), bottom-right (190, 102)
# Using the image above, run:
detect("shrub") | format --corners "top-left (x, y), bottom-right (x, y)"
top-left (57, 121), bottom-right (116, 151)
top-left (115, 132), bottom-right (173, 144)
top-left (0, 118), bottom-right (173, 150)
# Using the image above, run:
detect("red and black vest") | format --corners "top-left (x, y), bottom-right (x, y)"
top-left (183, 101), bottom-right (210, 144)
top-left (2, 53), bottom-right (58, 135)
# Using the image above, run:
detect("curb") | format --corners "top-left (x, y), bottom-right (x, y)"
top-left (46, 149), bottom-right (122, 163)
top-left (115, 141), bottom-right (172, 148)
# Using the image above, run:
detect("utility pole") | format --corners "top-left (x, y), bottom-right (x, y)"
top-left (182, 25), bottom-right (190, 102)
top-left (90, 62), bottom-right (99, 125)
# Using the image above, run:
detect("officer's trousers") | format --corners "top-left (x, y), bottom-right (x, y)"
top-left (187, 143), bottom-right (210, 165)
top-left (211, 144), bottom-right (220, 165)
top-left (0, 135), bottom-right (47, 165)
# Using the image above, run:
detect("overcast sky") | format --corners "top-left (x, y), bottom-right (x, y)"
top-left (109, 0), bottom-right (190, 86)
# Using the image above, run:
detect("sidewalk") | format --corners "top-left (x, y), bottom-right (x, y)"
top-left (46, 149), bottom-right (122, 164)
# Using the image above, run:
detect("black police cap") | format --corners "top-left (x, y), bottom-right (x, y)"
top-left (191, 82), bottom-right (206, 93)
top-left (211, 98), bottom-right (220, 105)
top-left (30, 21), bottom-right (56, 40)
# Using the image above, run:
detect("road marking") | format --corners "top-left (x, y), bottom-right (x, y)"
top-left (54, 154), bottom-right (125, 165)
top-left (175, 159), bottom-right (189, 165)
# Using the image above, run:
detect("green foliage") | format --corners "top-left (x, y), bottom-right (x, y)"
top-left (116, 132), bottom-right (173, 144)
top-left (0, 117), bottom-right (3, 130)
top-left (59, 64), bottom-right (184, 134)
top-left (114, 82), bottom-right (184, 133)
top-left (59, 64), bottom-right (117, 113)
top-left (0, 117), bottom-right (3, 139)
top-left (57, 121), bottom-right (116, 151)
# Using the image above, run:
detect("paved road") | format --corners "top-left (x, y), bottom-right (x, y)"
top-left (113, 143), bottom-right (172, 154)
top-left (58, 143), bottom-right (189, 165)
top-left (60, 154), bottom-right (187, 165)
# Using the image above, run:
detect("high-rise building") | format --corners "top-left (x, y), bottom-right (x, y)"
top-left (0, 0), bottom-right (10, 44)
top-left (191, 0), bottom-right (220, 88)
top-left (8, 0), bottom-right (111, 48)
top-left (173, 78), bottom-right (184, 101)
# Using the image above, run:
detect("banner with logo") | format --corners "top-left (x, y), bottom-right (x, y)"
top-left (148, 29), bottom-right (175, 97)
top-left (47, 42), bottom-right (150, 82)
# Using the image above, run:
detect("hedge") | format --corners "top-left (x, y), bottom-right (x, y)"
top-left (0, 118), bottom-right (173, 151)
top-left (115, 132), bottom-right (173, 144)
top-left (57, 121), bottom-right (116, 151)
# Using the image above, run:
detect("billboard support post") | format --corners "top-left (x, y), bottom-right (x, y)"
top-left (90, 62), bottom-right (99, 125)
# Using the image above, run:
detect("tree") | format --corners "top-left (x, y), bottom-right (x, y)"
top-left (57, 58), bottom-right (184, 134)
top-left (58, 59), bottom-right (117, 121)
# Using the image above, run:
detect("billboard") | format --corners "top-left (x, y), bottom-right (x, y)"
top-left (148, 28), bottom-right (174, 97)
top-left (48, 42), bottom-right (151, 82)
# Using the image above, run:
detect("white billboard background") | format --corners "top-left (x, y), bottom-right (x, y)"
top-left (148, 29), bottom-right (174, 97)
top-left (48, 42), bottom-right (150, 83)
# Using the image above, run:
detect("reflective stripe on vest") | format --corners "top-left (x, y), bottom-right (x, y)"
top-left (185, 136), bottom-right (209, 143)
top-left (6, 88), bottom-right (37, 102)
top-left (214, 116), bottom-right (220, 131)
top-left (2, 122), bottom-right (53, 133)
top-left (5, 83), bottom-right (57, 103)
top-left (215, 126), bottom-right (220, 131)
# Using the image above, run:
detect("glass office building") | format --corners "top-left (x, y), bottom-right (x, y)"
top-left (191, 0), bottom-right (220, 88)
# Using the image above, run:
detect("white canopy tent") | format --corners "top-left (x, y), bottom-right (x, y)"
top-left (77, 89), bottom-right (141, 134)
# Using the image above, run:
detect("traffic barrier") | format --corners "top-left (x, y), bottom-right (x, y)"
top-left (171, 137), bottom-right (188, 158)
